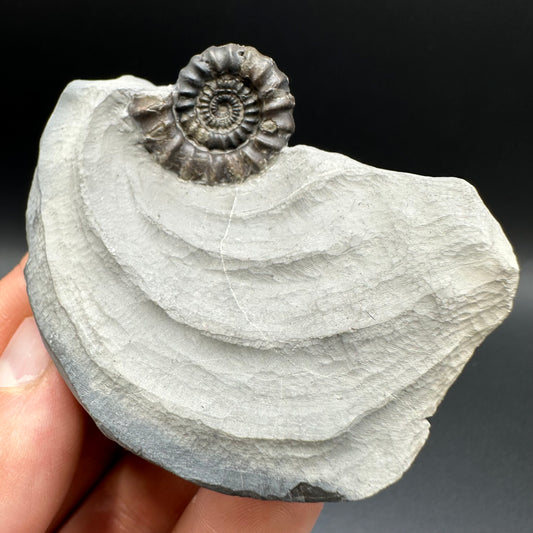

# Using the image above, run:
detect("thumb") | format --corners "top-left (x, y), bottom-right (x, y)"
top-left (0, 316), bottom-right (50, 387)
top-left (0, 258), bottom-right (86, 533)
top-left (0, 255), bottom-right (32, 353)
top-left (0, 256), bottom-right (53, 389)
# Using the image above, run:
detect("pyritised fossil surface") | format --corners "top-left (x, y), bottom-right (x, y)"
top-left (130, 44), bottom-right (295, 184)
top-left (25, 46), bottom-right (518, 502)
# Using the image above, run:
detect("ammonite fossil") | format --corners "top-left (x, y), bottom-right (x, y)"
top-left (130, 44), bottom-right (295, 184)
top-left (24, 46), bottom-right (518, 502)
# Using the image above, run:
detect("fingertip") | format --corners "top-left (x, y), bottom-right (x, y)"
top-left (0, 254), bottom-right (33, 354)
top-left (0, 316), bottom-right (51, 388)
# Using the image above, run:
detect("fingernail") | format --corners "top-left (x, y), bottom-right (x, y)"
top-left (0, 317), bottom-right (50, 388)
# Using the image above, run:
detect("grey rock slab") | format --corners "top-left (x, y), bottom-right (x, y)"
top-left (25, 76), bottom-right (519, 501)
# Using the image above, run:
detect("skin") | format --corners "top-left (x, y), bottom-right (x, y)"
top-left (0, 256), bottom-right (323, 533)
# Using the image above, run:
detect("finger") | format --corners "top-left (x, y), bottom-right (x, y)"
top-left (0, 254), bottom-right (32, 353)
top-left (0, 261), bottom-right (86, 533)
top-left (172, 489), bottom-right (323, 533)
top-left (59, 454), bottom-right (198, 533)
top-left (47, 419), bottom-right (121, 532)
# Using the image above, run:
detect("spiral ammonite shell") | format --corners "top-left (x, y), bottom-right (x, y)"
top-left (130, 44), bottom-right (295, 184)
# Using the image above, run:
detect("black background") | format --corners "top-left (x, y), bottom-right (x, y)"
top-left (1, 1), bottom-right (532, 532)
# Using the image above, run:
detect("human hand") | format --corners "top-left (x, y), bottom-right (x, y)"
top-left (0, 257), bottom-right (323, 532)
